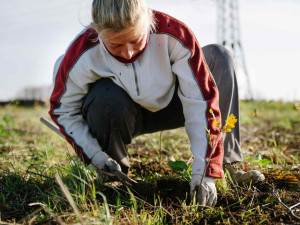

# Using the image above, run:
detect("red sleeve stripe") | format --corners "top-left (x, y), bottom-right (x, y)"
top-left (153, 10), bottom-right (223, 178)
top-left (49, 28), bottom-right (99, 164)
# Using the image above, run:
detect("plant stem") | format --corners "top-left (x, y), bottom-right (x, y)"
top-left (199, 131), bottom-right (222, 187)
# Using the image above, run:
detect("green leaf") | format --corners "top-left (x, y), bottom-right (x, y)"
top-left (260, 158), bottom-right (273, 167)
top-left (168, 160), bottom-right (188, 171)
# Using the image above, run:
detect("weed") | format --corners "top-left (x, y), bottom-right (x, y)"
top-left (168, 160), bottom-right (192, 181)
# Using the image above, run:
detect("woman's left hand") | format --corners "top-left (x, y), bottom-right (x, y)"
top-left (190, 174), bottom-right (217, 207)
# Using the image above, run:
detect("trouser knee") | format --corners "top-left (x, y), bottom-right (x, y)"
top-left (202, 44), bottom-right (235, 86)
top-left (82, 78), bottom-right (141, 153)
top-left (203, 44), bottom-right (234, 65)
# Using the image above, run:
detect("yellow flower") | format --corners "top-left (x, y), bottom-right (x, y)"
top-left (226, 114), bottom-right (237, 127)
top-left (209, 109), bottom-right (237, 133)
top-left (222, 126), bottom-right (232, 133)
top-left (209, 108), bottom-right (221, 129)
top-left (222, 114), bottom-right (237, 133)
top-left (213, 118), bottom-right (220, 128)
top-left (205, 126), bottom-right (212, 146)
top-left (206, 133), bottom-right (212, 146)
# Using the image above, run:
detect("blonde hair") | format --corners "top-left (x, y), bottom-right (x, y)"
top-left (92, 0), bottom-right (155, 36)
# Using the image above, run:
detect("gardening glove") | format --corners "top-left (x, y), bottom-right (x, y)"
top-left (190, 174), bottom-right (217, 207)
top-left (91, 151), bottom-right (121, 172)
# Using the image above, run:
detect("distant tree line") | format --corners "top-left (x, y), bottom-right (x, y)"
top-left (0, 85), bottom-right (53, 107)
top-left (16, 85), bottom-right (53, 100)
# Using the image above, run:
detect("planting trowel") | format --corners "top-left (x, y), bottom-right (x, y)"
top-left (40, 117), bottom-right (137, 187)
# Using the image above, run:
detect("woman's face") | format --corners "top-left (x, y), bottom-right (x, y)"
top-left (101, 28), bottom-right (148, 60)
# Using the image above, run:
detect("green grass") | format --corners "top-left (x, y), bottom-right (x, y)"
top-left (0, 100), bottom-right (299, 224)
top-left (240, 100), bottom-right (300, 129)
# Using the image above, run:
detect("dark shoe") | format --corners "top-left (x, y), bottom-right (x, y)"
top-left (224, 162), bottom-right (265, 186)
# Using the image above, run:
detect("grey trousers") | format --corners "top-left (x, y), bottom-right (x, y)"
top-left (82, 44), bottom-right (243, 173)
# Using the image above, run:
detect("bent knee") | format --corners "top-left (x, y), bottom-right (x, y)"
top-left (202, 44), bottom-right (236, 86)
top-left (82, 78), bottom-right (134, 119)
top-left (203, 44), bottom-right (234, 65)
top-left (88, 93), bottom-right (132, 123)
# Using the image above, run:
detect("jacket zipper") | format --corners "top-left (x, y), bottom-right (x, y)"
top-left (132, 62), bottom-right (140, 96)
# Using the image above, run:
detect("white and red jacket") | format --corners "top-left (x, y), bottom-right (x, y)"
top-left (49, 10), bottom-right (224, 178)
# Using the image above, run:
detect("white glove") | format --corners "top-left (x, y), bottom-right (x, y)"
top-left (91, 151), bottom-right (121, 172)
top-left (91, 151), bottom-right (109, 170)
top-left (190, 174), bottom-right (217, 207)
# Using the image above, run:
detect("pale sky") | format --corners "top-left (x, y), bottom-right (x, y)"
top-left (0, 0), bottom-right (299, 101)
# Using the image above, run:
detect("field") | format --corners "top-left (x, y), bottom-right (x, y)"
top-left (0, 100), bottom-right (299, 224)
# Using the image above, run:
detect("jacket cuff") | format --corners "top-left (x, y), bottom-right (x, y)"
top-left (205, 162), bottom-right (224, 178)
top-left (192, 157), bottom-right (224, 178)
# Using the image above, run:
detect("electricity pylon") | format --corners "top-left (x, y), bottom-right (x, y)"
top-left (217, 0), bottom-right (253, 99)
